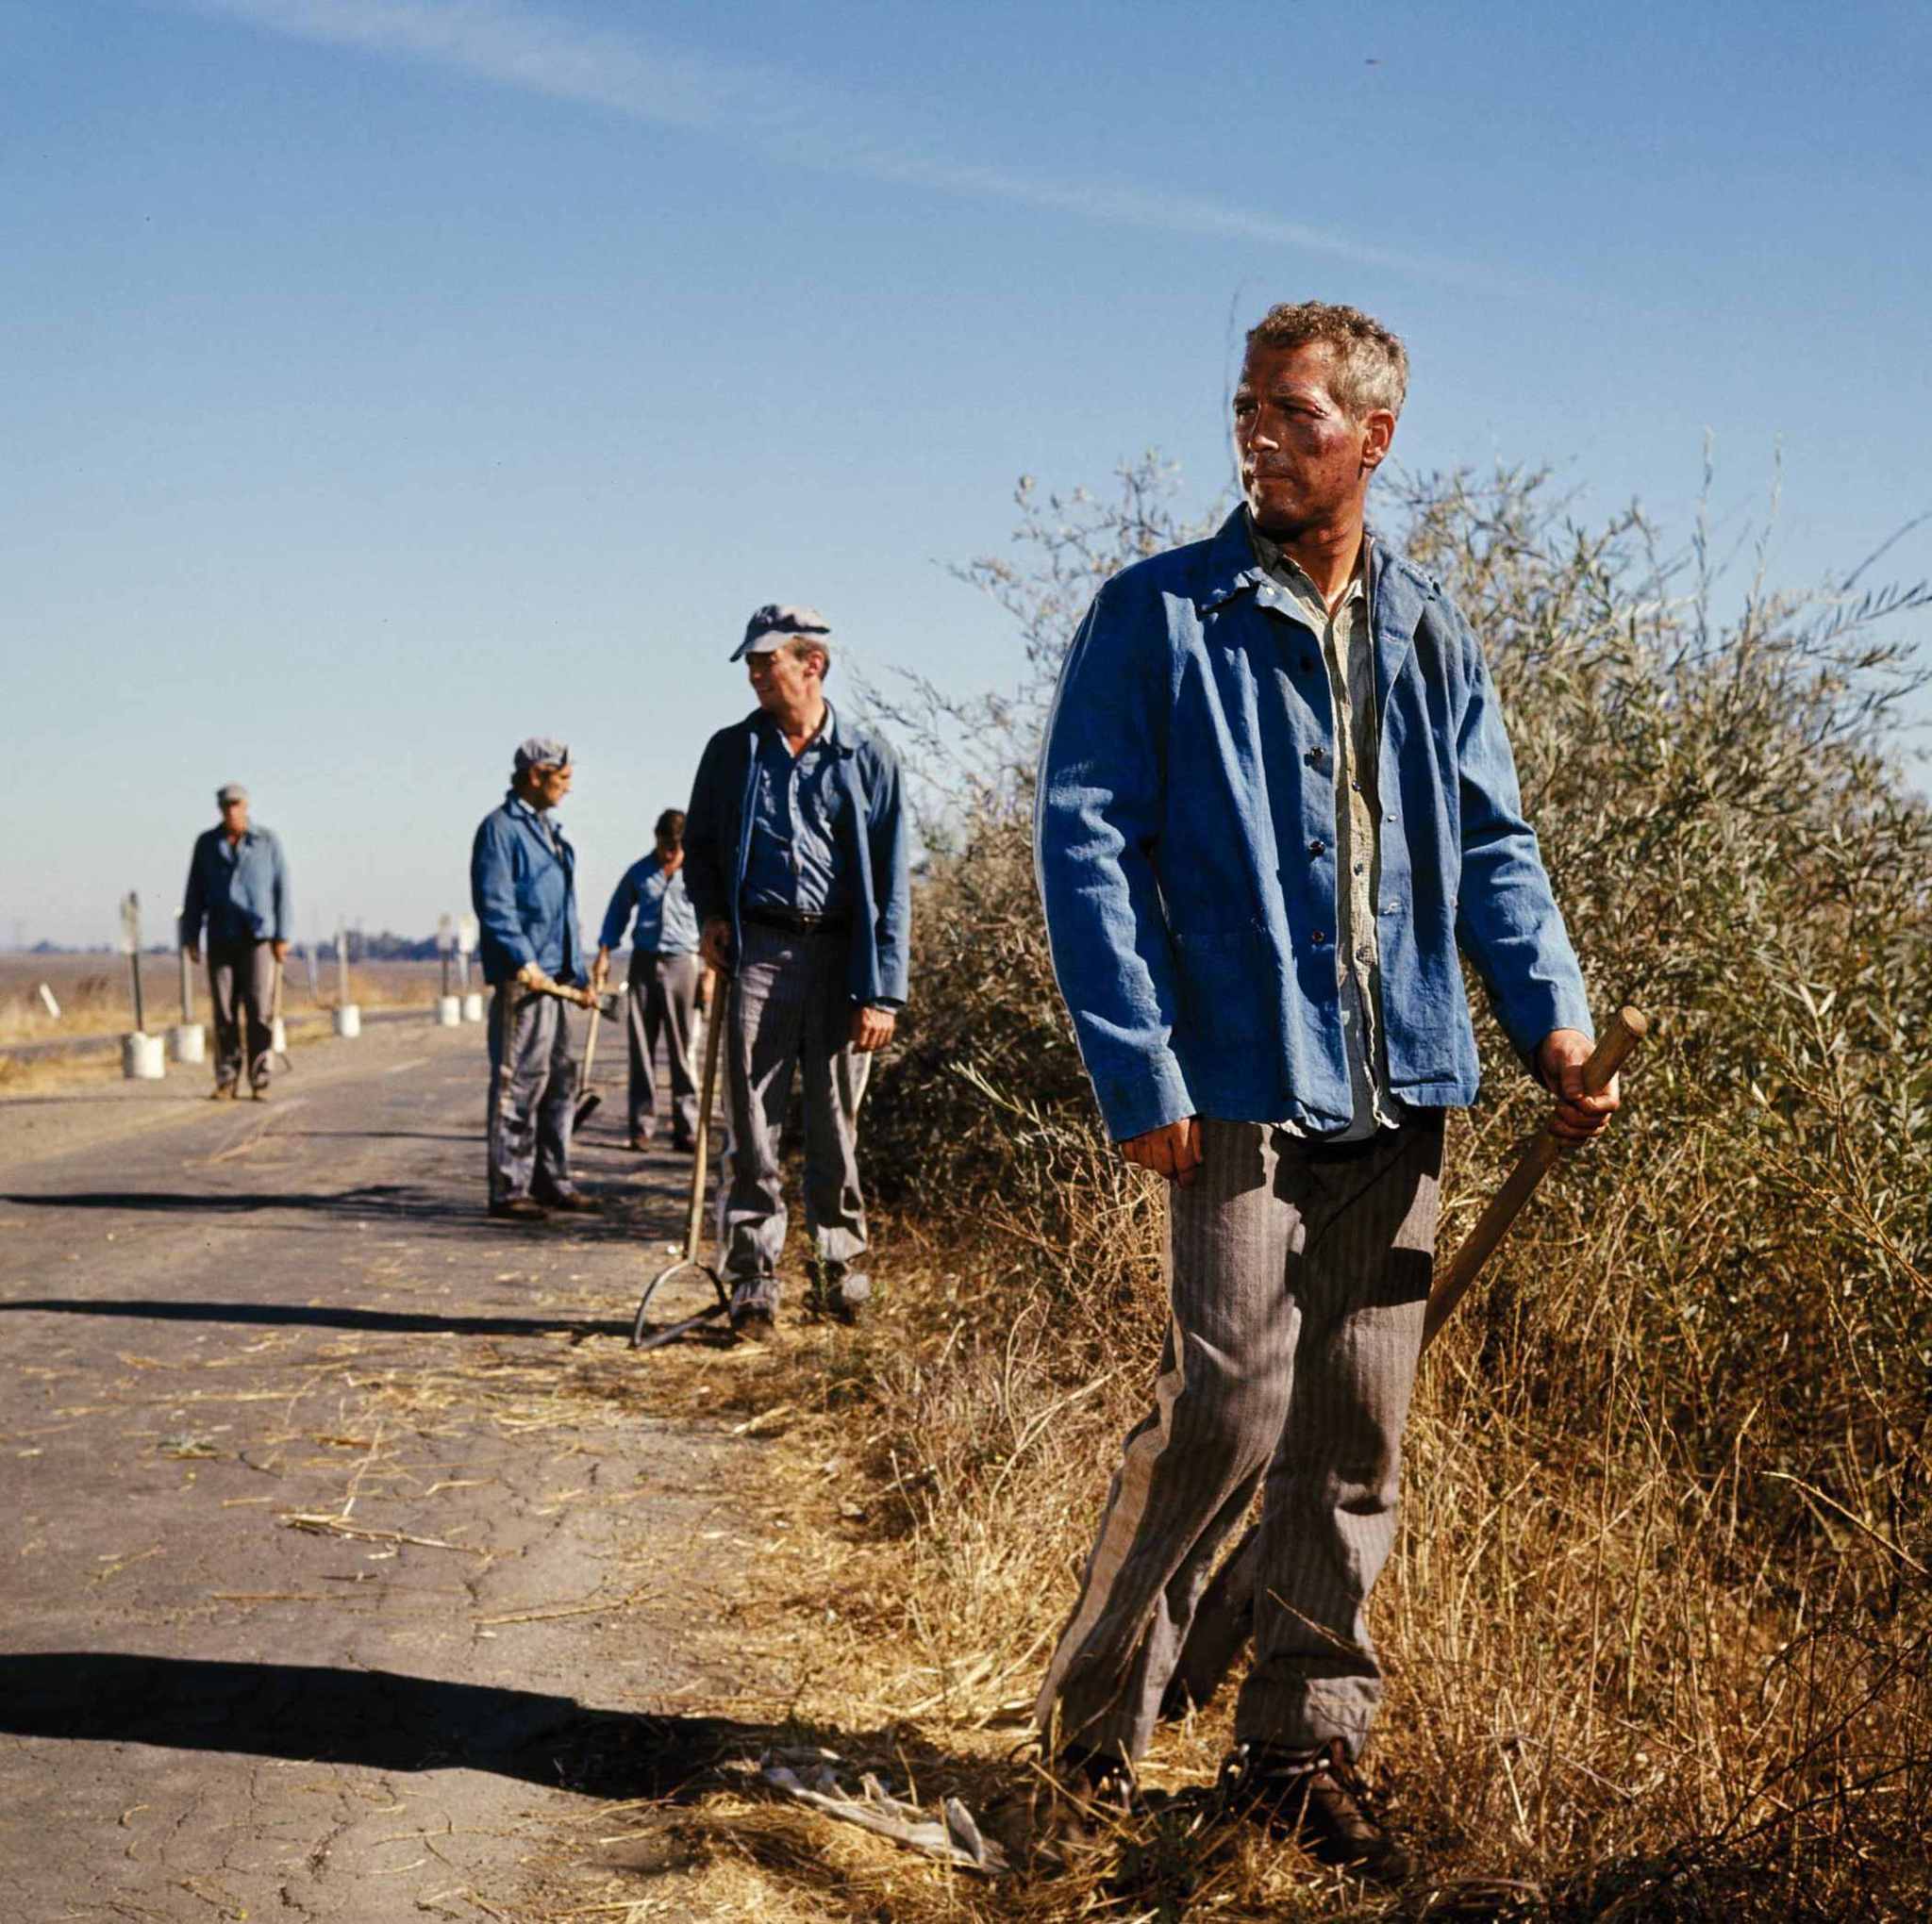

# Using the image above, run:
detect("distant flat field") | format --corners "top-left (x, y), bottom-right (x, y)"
top-left (0, 954), bottom-right (451, 1048)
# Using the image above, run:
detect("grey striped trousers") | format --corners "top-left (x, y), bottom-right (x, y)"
top-left (1036, 1111), bottom-right (1443, 1765)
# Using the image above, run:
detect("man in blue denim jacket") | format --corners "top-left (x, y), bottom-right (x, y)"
top-left (685, 605), bottom-right (910, 1334)
top-left (1028, 303), bottom-right (1620, 1881)
top-left (470, 738), bottom-right (598, 1223)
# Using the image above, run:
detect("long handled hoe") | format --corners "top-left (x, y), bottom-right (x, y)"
top-left (574, 996), bottom-right (605, 1130)
top-left (629, 990), bottom-right (730, 1350)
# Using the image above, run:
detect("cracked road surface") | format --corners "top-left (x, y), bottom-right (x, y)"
top-left (0, 1019), bottom-right (745, 1922)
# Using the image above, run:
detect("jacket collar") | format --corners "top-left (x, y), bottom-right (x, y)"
top-left (1197, 506), bottom-right (1441, 716)
top-left (503, 790), bottom-right (570, 851)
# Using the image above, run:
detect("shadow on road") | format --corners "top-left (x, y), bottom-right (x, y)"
top-left (0, 1297), bottom-right (634, 1339)
top-left (0, 1185), bottom-right (654, 1239)
top-left (0, 1654), bottom-right (950, 1803)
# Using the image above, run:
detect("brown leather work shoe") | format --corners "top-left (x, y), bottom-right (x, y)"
top-left (1221, 1739), bottom-right (1412, 1885)
top-left (489, 1196), bottom-right (548, 1221)
top-left (536, 1190), bottom-right (602, 1214)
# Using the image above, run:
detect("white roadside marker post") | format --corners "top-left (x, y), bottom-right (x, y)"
top-left (458, 914), bottom-right (483, 1020)
top-left (332, 917), bottom-right (361, 1037)
top-left (119, 892), bottom-right (164, 1079)
top-left (170, 909), bottom-right (206, 1063)
top-left (436, 913), bottom-right (460, 1025)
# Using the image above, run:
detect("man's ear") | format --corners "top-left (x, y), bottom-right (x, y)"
top-left (1360, 407), bottom-right (1397, 474)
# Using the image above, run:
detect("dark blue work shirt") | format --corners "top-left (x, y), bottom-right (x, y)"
top-left (182, 825), bottom-right (291, 946)
top-left (741, 705), bottom-right (853, 917)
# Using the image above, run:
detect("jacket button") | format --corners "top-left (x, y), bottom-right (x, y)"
top-left (1304, 748), bottom-right (1325, 769)
top-left (1307, 838), bottom-right (1326, 856)
top-left (1310, 929), bottom-right (1328, 945)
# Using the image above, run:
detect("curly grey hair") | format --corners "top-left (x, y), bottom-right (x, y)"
top-left (1245, 301), bottom-right (1408, 420)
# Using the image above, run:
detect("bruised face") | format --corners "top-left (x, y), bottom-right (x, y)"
top-left (1233, 341), bottom-right (1392, 542)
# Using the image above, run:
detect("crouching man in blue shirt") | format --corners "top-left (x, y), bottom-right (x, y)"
top-left (684, 605), bottom-right (910, 1335)
top-left (181, 782), bottom-right (291, 1100)
top-left (470, 738), bottom-right (600, 1223)
top-left (1027, 304), bottom-right (1621, 1882)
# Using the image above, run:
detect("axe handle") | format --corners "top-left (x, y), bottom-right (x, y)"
top-left (1421, 1005), bottom-right (1648, 1354)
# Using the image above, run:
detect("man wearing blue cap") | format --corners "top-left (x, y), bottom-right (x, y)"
top-left (181, 783), bottom-right (291, 1100)
top-left (684, 605), bottom-right (911, 1334)
top-left (470, 738), bottom-right (600, 1222)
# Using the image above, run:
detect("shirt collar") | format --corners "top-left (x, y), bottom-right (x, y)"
top-left (758, 699), bottom-right (840, 754)
top-left (1199, 505), bottom-right (1373, 617)
top-left (1246, 513), bottom-right (1366, 619)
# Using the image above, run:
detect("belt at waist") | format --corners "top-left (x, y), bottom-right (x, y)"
top-left (743, 905), bottom-right (853, 936)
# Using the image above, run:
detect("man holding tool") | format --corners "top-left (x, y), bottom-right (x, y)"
top-left (1028, 302), bottom-right (1620, 1882)
top-left (471, 737), bottom-right (600, 1222)
top-left (683, 604), bottom-right (910, 1335)
top-left (180, 783), bottom-right (291, 1100)
top-left (592, 808), bottom-right (708, 1153)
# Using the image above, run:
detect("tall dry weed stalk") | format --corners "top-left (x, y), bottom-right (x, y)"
top-left (839, 459), bottom-right (1931, 1917)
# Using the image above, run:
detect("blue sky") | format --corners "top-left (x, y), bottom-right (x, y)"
top-left (5, 0), bottom-right (1928, 947)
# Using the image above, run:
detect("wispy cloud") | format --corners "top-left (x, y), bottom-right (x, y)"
top-left (183, 0), bottom-right (1457, 279)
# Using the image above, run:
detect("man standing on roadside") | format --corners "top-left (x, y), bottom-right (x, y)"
top-left (470, 738), bottom-right (600, 1223)
top-left (683, 605), bottom-right (910, 1335)
top-left (1028, 303), bottom-right (1620, 1882)
top-left (180, 783), bottom-right (291, 1101)
top-left (593, 808), bottom-right (709, 1153)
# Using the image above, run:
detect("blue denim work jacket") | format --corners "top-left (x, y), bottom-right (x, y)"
top-left (1035, 509), bottom-right (1591, 1143)
top-left (684, 705), bottom-right (911, 1009)
top-left (470, 793), bottom-right (586, 987)
top-left (182, 825), bottom-right (291, 946)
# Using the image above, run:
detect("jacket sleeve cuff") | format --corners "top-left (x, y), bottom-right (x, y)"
top-left (1500, 983), bottom-right (1595, 1079)
top-left (1093, 1052), bottom-right (1195, 1144)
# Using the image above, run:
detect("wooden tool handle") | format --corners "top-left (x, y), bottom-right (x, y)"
top-left (1420, 1005), bottom-right (1648, 1353)
top-left (683, 990), bottom-right (727, 1263)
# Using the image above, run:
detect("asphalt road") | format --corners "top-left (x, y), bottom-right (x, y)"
top-left (0, 1020), bottom-right (746, 1922)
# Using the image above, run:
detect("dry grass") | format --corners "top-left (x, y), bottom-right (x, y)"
top-left (0, 955), bottom-right (452, 1051)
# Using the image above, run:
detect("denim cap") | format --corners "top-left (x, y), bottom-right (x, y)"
top-left (732, 603), bottom-right (831, 662)
top-left (513, 736), bottom-right (571, 773)
top-left (216, 783), bottom-right (247, 805)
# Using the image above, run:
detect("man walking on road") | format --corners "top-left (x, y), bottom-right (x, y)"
top-left (593, 808), bottom-right (709, 1153)
top-left (180, 783), bottom-right (291, 1101)
top-left (684, 605), bottom-right (910, 1335)
top-left (470, 738), bottom-right (600, 1223)
top-left (1028, 303), bottom-right (1620, 1882)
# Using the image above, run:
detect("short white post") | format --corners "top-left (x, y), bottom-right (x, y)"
top-left (169, 1023), bottom-right (206, 1064)
top-left (334, 917), bottom-right (360, 1037)
top-left (436, 994), bottom-right (461, 1026)
top-left (122, 1032), bottom-right (165, 1080)
top-left (460, 991), bottom-right (484, 1022)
